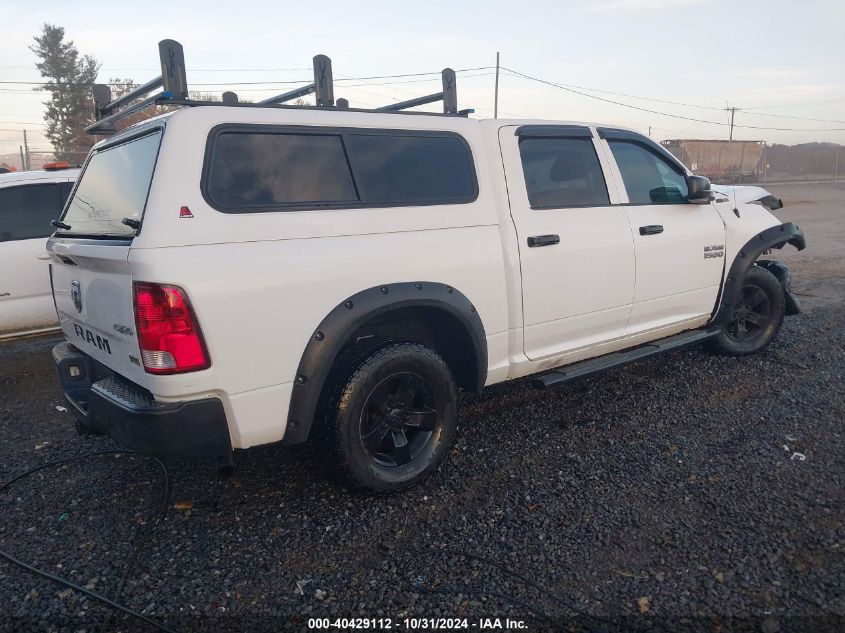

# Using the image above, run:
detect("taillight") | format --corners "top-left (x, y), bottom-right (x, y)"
top-left (133, 282), bottom-right (210, 374)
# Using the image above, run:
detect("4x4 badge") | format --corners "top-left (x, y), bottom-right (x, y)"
top-left (70, 280), bottom-right (82, 313)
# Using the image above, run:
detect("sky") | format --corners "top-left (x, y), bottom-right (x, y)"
top-left (1, 0), bottom-right (844, 159)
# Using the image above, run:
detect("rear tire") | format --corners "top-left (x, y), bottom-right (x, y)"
top-left (321, 342), bottom-right (457, 492)
top-left (710, 266), bottom-right (785, 356)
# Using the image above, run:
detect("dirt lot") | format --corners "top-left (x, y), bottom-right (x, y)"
top-left (1, 183), bottom-right (843, 632)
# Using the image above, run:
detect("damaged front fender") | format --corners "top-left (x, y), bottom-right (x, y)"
top-left (710, 222), bottom-right (806, 327)
top-left (756, 260), bottom-right (802, 316)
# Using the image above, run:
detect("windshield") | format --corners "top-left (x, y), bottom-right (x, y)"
top-left (57, 130), bottom-right (162, 237)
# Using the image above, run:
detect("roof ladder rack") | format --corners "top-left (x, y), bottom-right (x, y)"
top-left (376, 69), bottom-right (458, 114)
top-left (88, 39), bottom-right (188, 135)
top-left (259, 54), bottom-right (334, 107)
top-left (84, 40), bottom-right (472, 137)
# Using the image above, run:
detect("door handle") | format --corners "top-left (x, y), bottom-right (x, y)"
top-left (37, 253), bottom-right (51, 261)
top-left (527, 234), bottom-right (560, 247)
top-left (639, 225), bottom-right (664, 236)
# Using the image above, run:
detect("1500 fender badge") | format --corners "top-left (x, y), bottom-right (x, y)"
top-left (704, 244), bottom-right (725, 259)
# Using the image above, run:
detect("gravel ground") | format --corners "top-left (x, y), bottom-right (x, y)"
top-left (0, 184), bottom-right (843, 632)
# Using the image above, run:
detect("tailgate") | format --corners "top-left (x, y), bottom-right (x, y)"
top-left (49, 240), bottom-right (148, 386)
top-left (47, 126), bottom-right (163, 387)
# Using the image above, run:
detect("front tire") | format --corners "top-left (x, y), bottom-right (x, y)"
top-left (322, 342), bottom-right (457, 492)
top-left (711, 266), bottom-right (785, 356)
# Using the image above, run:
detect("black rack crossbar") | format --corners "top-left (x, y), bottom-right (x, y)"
top-left (258, 54), bottom-right (335, 106)
top-left (87, 39), bottom-right (188, 135)
top-left (89, 93), bottom-right (166, 134)
top-left (85, 41), bottom-right (467, 137)
top-left (100, 76), bottom-right (163, 115)
top-left (377, 69), bottom-right (457, 114)
top-left (259, 83), bottom-right (316, 105)
top-left (377, 92), bottom-right (443, 112)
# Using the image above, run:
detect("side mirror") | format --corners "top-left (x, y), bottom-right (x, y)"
top-left (687, 175), bottom-right (712, 204)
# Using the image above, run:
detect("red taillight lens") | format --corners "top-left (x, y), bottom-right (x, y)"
top-left (133, 282), bottom-right (210, 374)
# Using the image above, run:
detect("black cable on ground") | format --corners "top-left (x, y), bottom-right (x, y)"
top-left (405, 548), bottom-right (656, 633)
top-left (0, 450), bottom-right (175, 633)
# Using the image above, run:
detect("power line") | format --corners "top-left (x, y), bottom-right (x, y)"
top-left (0, 67), bottom-right (495, 88)
top-left (495, 69), bottom-right (845, 124)
top-left (729, 110), bottom-right (845, 124)
top-left (0, 65), bottom-right (313, 72)
top-left (500, 66), bottom-right (845, 132)
top-left (741, 97), bottom-right (845, 109)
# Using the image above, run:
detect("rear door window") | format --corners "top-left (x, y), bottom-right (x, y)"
top-left (518, 137), bottom-right (609, 208)
top-left (58, 130), bottom-right (162, 237)
top-left (203, 126), bottom-right (477, 212)
top-left (0, 183), bottom-right (61, 241)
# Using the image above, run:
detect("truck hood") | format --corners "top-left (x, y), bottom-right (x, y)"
top-left (710, 184), bottom-right (783, 211)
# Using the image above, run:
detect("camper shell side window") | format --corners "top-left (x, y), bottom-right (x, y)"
top-left (201, 125), bottom-right (479, 213)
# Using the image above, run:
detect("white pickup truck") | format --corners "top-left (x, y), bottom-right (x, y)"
top-left (47, 45), bottom-right (805, 491)
top-left (0, 165), bottom-right (79, 340)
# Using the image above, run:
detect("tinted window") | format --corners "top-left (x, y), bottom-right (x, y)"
top-left (608, 140), bottom-right (688, 204)
top-left (0, 184), bottom-right (61, 242)
top-left (208, 132), bottom-right (357, 209)
top-left (204, 127), bottom-right (477, 212)
top-left (59, 181), bottom-right (74, 205)
top-left (518, 137), bottom-right (609, 208)
top-left (60, 131), bottom-right (162, 237)
top-left (345, 133), bottom-right (476, 204)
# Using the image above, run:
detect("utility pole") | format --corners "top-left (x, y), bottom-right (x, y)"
top-left (19, 145), bottom-right (25, 171)
top-left (762, 143), bottom-right (768, 183)
top-left (725, 106), bottom-right (740, 141)
top-left (23, 129), bottom-right (30, 170)
top-left (835, 146), bottom-right (839, 184)
top-left (494, 52), bottom-right (500, 119)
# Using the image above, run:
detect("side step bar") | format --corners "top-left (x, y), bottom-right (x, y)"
top-left (531, 329), bottom-right (718, 389)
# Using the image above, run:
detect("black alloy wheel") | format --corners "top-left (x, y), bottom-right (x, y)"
top-left (359, 372), bottom-right (437, 467)
top-left (725, 283), bottom-right (772, 344)
top-left (710, 265), bottom-right (785, 356)
top-left (321, 341), bottom-right (457, 491)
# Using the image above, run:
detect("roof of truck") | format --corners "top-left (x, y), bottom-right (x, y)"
top-left (0, 167), bottom-right (80, 187)
top-left (101, 105), bottom-right (637, 145)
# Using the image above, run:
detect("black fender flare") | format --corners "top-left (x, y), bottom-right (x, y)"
top-left (710, 222), bottom-right (806, 327)
top-left (283, 282), bottom-right (487, 445)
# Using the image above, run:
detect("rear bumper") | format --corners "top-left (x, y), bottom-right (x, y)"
top-left (52, 343), bottom-right (232, 459)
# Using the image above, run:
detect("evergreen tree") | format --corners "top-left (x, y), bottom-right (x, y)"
top-left (30, 24), bottom-right (100, 162)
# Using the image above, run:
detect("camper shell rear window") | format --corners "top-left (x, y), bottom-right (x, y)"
top-left (202, 125), bottom-right (478, 213)
top-left (56, 129), bottom-right (162, 238)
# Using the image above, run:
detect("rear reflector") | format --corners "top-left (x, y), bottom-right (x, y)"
top-left (133, 282), bottom-right (210, 374)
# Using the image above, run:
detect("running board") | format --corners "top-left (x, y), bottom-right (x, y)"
top-left (531, 329), bottom-right (718, 389)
